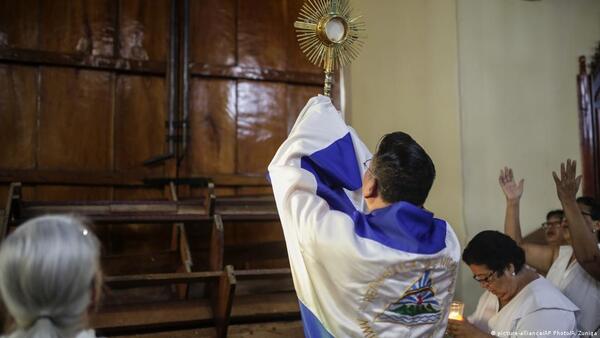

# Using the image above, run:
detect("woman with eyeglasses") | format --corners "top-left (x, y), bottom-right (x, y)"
top-left (447, 231), bottom-right (577, 338)
top-left (500, 162), bottom-right (600, 335)
top-left (541, 209), bottom-right (566, 248)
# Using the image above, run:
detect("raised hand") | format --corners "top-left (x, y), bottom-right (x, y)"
top-left (552, 159), bottom-right (582, 203)
top-left (499, 167), bottom-right (524, 202)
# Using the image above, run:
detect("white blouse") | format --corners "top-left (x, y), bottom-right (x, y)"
top-left (546, 245), bottom-right (600, 335)
top-left (468, 277), bottom-right (578, 338)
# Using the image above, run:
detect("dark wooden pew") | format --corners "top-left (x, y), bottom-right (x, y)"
top-left (231, 268), bottom-right (299, 323)
top-left (1, 174), bottom-right (302, 336)
top-left (94, 266), bottom-right (235, 337)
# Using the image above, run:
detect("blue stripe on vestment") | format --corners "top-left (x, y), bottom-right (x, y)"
top-left (300, 132), bottom-right (446, 254)
top-left (299, 300), bottom-right (335, 338)
top-left (300, 133), bottom-right (360, 216)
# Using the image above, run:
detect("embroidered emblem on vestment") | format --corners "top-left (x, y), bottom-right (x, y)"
top-left (377, 270), bottom-right (441, 325)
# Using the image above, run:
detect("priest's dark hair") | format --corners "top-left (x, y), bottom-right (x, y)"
top-left (372, 131), bottom-right (435, 206)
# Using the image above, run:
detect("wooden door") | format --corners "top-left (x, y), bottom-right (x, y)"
top-left (578, 48), bottom-right (600, 199)
top-left (0, 0), bottom-right (328, 199)
top-left (180, 0), bottom-right (326, 270)
top-left (0, 0), bottom-right (330, 264)
top-left (181, 0), bottom-right (324, 187)
top-left (0, 0), bottom-right (171, 203)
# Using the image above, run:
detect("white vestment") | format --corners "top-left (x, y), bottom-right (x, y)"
top-left (468, 277), bottom-right (578, 338)
top-left (268, 95), bottom-right (461, 337)
top-left (545, 245), bottom-right (600, 335)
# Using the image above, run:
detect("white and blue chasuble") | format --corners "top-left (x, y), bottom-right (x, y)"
top-left (268, 96), bottom-right (461, 338)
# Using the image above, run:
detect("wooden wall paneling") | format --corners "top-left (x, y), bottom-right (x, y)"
top-left (237, 0), bottom-right (287, 71)
top-left (286, 84), bottom-right (321, 133)
top-left (0, 65), bottom-right (37, 170)
top-left (236, 81), bottom-right (287, 176)
top-left (0, 0), bottom-right (39, 49)
top-left (190, 0), bottom-right (236, 67)
top-left (111, 74), bottom-right (169, 258)
top-left (36, 67), bottom-right (112, 201)
top-left (184, 78), bottom-right (236, 197)
top-left (114, 74), bottom-right (166, 194)
top-left (37, 68), bottom-right (112, 170)
top-left (256, 84), bottom-right (318, 195)
top-left (285, 0), bottom-right (323, 74)
top-left (39, 0), bottom-right (115, 56)
top-left (119, 0), bottom-right (169, 61)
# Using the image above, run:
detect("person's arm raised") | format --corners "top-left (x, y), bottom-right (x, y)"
top-left (499, 167), bottom-right (524, 242)
top-left (499, 167), bottom-right (555, 273)
top-left (269, 96), bottom-right (371, 255)
top-left (553, 159), bottom-right (600, 281)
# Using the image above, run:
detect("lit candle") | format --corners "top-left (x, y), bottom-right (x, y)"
top-left (448, 301), bottom-right (464, 321)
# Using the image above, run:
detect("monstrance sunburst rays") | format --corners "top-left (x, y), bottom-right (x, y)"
top-left (294, 0), bottom-right (366, 97)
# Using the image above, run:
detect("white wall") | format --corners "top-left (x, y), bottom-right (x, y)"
top-left (458, 0), bottom-right (600, 311)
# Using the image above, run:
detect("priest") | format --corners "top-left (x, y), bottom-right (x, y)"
top-left (268, 95), bottom-right (461, 337)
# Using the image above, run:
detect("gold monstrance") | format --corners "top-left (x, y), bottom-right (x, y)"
top-left (294, 0), bottom-right (365, 97)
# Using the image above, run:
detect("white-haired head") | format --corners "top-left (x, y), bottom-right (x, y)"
top-left (0, 215), bottom-right (101, 338)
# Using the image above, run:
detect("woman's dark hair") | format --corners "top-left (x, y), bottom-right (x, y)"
top-left (577, 196), bottom-right (600, 221)
top-left (546, 209), bottom-right (564, 220)
top-left (372, 132), bottom-right (435, 206)
top-left (462, 230), bottom-right (525, 274)
top-left (577, 196), bottom-right (600, 242)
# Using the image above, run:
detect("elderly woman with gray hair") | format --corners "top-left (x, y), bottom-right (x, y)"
top-left (0, 215), bottom-right (102, 338)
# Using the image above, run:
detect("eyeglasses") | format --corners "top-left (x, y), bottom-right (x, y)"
top-left (560, 211), bottom-right (594, 228)
top-left (363, 158), bottom-right (375, 176)
top-left (473, 271), bottom-right (497, 284)
top-left (541, 220), bottom-right (563, 229)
